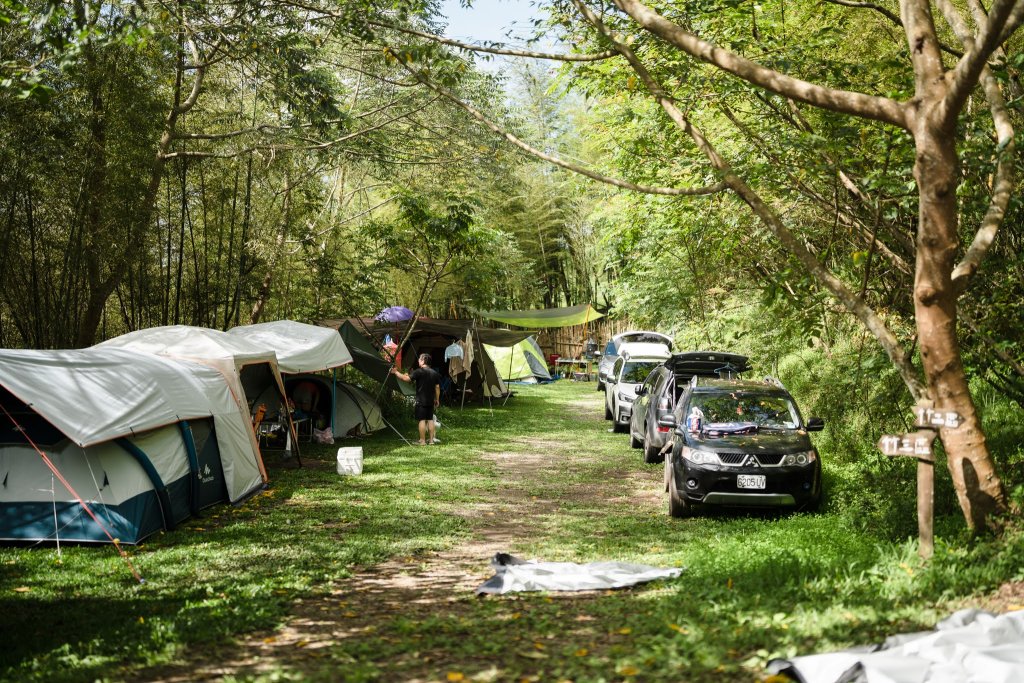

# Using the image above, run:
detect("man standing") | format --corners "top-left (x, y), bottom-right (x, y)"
top-left (392, 353), bottom-right (441, 445)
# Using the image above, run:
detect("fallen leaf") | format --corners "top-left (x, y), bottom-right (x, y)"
top-left (617, 627), bottom-right (632, 635)
top-left (575, 648), bottom-right (589, 657)
top-left (13, 587), bottom-right (30, 593)
top-left (446, 673), bottom-right (464, 682)
top-left (295, 640), bottom-right (309, 648)
top-left (519, 650), bottom-right (548, 660)
top-left (263, 637), bottom-right (277, 643)
top-left (619, 665), bottom-right (639, 676)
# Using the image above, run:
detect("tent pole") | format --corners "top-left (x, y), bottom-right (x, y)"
top-left (331, 368), bottom-right (337, 434)
top-left (382, 415), bottom-right (412, 445)
top-left (474, 318), bottom-right (493, 414)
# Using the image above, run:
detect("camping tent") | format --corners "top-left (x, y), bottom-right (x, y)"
top-left (96, 325), bottom-right (296, 467)
top-left (336, 320), bottom-right (415, 397)
top-left (227, 319), bottom-right (352, 374)
top-left (485, 336), bottom-right (552, 383)
top-left (327, 318), bottom-right (533, 401)
top-left (251, 374), bottom-right (385, 438)
top-left (229, 319), bottom-right (375, 437)
top-left (0, 348), bottom-right (265, 544)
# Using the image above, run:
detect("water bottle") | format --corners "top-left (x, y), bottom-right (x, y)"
top-left (686, 407), bottom-right (702, 433)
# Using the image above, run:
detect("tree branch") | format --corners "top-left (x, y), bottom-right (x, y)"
top-left (368, 20), bottom-right (620, 62)
top-left (941, 0), bottom-right (1020, 126)
top-left (610, 0), bottom-right (907, 128)
top-left (389, 50), bottom-right (728, 197)
top-left (935, 0), bottom-right (1017, 291)
top-left (822, 0), bottom-right (963, 57)
top-left (575, 0), bottom-right (925, 398)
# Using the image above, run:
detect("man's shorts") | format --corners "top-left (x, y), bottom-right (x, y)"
top-left (414, 404), bottom-right (434, 421)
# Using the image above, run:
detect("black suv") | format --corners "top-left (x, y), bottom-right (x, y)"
top-left (659, 377), bottom-right (824, 517)
top-left (629, 351), bottom-right (750, 464)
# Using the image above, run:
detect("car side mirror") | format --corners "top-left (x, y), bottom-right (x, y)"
top-left (658, 414), bottom-right (677, 428)
top-left (805, 417), bottom-right (825, 432)
top-left (635, 384), bottom-right (647, 395)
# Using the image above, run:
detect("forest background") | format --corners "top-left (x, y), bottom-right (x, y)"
top-left (1, 0), bottom-right (1023, 538)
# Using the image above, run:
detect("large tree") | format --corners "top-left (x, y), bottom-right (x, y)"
top-left (379, 0), bottom-right (1020, 530)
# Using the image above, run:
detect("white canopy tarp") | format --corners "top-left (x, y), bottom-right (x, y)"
top-left (476, 553), bottom-right (683, 594)
top-left (766, 609), bottom-right (1024, 683)
top-left (227, 320), bottom-right (353, 374)
top-left (0, 348), bottom-right (264, 502)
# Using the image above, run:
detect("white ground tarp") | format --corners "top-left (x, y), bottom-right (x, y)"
top-left (476, 553), bottom-right (682, 594)
top-left (766, 609), bottom-right (1024, 683)
top-left (0, 348), bottom-right (264, 502)
top-left (228, 320), bottom-right (353, 374)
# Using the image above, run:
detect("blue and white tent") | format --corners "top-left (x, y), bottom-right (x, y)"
top-left (0, 348), bottom-right (265, 544)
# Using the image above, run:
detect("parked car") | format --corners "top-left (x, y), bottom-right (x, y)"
top-left (659, 376), bottom-right (824, 517)
top-left (629, 351), bottom-right (750, 464)
top-left (603, 342), bottom-right (672, 432)
top-left (596, 331), bottom-right (672, 391)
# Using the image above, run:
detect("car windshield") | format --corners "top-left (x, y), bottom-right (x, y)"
top-left (689, 392), bottom-right (800, 429)
top-left (621, 361), bottom-right (660, 383)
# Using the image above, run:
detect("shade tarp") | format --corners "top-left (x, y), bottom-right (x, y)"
top-left (228, 320), bottom-right (352, 374)
top-left (475, 304), bottom-right (604, 328)
top-left (336, 321), bottom-right (415, 397)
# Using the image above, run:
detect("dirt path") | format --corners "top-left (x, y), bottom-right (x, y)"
top-left (149, 391), bottom-right (662, 681)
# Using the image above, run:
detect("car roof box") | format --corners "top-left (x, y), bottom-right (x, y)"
top-left (667, 351), bottom-right (750, 379)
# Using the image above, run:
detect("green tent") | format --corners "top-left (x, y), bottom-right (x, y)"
top-left (475, 303), bottom-right (603, 328)
top-left (484, 337), bottom-right (552, 383)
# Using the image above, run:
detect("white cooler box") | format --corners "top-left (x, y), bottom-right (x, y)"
top-left (336, 447), bottom-right (363, 475)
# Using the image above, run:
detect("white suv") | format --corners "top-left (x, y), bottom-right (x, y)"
top-left (597, 331), bottom-right (673, 391)
top-left (604, 342), bottom-right (672, 432)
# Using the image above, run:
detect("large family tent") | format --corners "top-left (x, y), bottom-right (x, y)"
top-left (96, 325), bottom-right (296, 468)
top-left (485, 337), bottom-right (552, 383)
top-left (251, 374), bottom-right (385, 438)
top-left (0, 348), bottom-right (265, 544)
top-left (227, 319), bottom-right (353, 374)
top-left (227, 320), bottom-right (378, 437)
top-left (326, 318), bottom-right (533, 403)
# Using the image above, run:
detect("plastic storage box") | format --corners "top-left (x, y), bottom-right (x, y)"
top-left (336, 447), bottom-right (363, 475)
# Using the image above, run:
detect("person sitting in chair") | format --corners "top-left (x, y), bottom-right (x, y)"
top-left (291, 380), bottom-right (320, 419)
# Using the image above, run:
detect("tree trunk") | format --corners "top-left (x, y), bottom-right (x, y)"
top-left (912, 118), bottom-right (1008, 530)
top-left (249, 171), bottom-right (293, 324)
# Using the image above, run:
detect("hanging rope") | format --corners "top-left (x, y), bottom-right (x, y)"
top-left (0, 403), bottom-right (145, 584)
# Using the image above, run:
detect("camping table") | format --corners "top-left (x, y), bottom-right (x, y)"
top-left (555, 358), bottom-right (592, 381)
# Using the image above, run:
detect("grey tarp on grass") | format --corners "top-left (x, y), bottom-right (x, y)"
top-left (766, 609), bottom-right (1024, 683)
top-left (476, 553), bottom-right (682, 594)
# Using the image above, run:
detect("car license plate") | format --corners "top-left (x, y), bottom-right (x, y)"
top-left (737, 474), bottom-right (766, 489)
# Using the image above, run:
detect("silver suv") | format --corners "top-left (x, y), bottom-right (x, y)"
top-left (629, 351), bottom-right (750, 463)
top-left (603, 342), bottom-right (672, 432)
top-left (597, 331), bottom-right (672, 391)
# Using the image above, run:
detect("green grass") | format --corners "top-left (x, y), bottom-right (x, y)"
top-left (1, 381), bottom-right (1022, 682)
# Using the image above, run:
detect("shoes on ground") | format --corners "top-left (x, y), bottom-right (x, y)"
top-left (430, 438), bottom-right (441, 444)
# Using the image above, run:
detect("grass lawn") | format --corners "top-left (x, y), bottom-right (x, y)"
top-left (1, 380), bottom-right (1022, 682)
